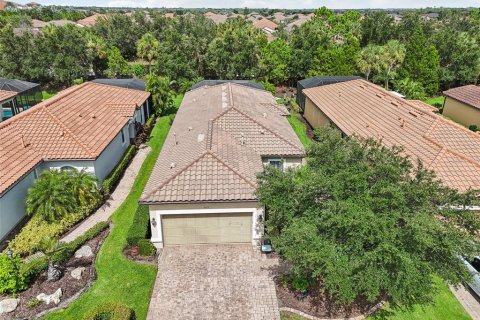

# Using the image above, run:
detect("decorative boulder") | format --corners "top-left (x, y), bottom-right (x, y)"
top-left (47, 261), bottom-right (63, 282)
top-left (71, 267), bottom-right (86, 280)
top-left (74, 245), bottom-right (93, 258)
top-left (0, 298), bottom-right (19, 314)
top-left (37, 288), bottom-right (62, 305)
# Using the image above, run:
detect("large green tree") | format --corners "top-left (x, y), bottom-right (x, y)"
top-left (398, 28), bottom-right (440, 95)
top-left (259, 38), bottom-right (292, 84)
top-left (361, 12), bottom-right (397, 46)
top-left (257, 127), bottom-right (479, 308)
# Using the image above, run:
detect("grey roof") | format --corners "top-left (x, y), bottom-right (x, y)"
top-left (298, 76), bottom-right (363, 89)
top-left (192, 80), bottom-right (264, 91)
top-left (92, 78), bottom-right (146, 91)
top-left (0, 78), bottom-right (40, 93)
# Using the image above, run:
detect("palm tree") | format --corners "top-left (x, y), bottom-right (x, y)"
top-left (136, 33), bottom-right (160, 73)
top-left (38, 237), bottom-right (65, 281)
top-left (26, 170), bottom-right (77, 222)
top-left (146, 74), bottom-right (174, 115)
top-left (67, 169), bottom-right (100, 208)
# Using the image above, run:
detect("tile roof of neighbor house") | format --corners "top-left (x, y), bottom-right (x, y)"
top-left (77, 14), bottom-right (106, 27)
top-left (303, 79), bottom-right (480, 192)
top-left (443, 85), bottom-right (480, 110)
top-left (0, 90), bottom-right (17, 103)
top-left (0, 82), bottom-right (150, 195)
top-left (141, 83), bottom-right (305, 203)
top-left (204, 12), bottom-right (228, 24)
top-left (252, 18), bottom-right (278, 31)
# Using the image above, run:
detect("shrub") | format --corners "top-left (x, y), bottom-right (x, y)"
top-left (27, 298), bottom-right (41, 308)
top-left (469, 125), bottom-right (479, 132)
top-left (289, 274), bottom-right (314, 293)
top-left (138, 239), bottom-right (156, 256)
top-left (144, 115), bottom-right (156, 136)
top-left (102, 145), bottom-right (137, 194)
top-left (83, 303), bottom-right (135, 320)
top-left (168, 113), bottom-right (175, 125)
top-left (0, 254), bottom-right (26, 294)
top-left (126, 205), bottom-right (150, 246)
top-left (20, 222), bottom-right (108, 285)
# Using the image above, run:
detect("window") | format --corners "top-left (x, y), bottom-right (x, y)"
top-left (268, 159), bottom-right (282, 170)
top-left (60, 166), bottom-right (76, 172)
top-left (121, 129), bottom-right (125, 144)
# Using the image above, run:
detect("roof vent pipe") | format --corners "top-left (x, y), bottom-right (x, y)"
top-left (240, 133), bottom-right (245, 145)
top-left (173, 133), bottom-right (178, 145)
top-left (170, 162), bottom-right (175, 169)
top-left (263, 113), bottom-right (267, 118)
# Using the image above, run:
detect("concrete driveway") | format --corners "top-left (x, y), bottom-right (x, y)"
top-left (147, 245), bottom-right (280, 320)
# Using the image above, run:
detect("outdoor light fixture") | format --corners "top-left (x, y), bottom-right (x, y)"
top-left (151, 217), bottom-right (157, 227)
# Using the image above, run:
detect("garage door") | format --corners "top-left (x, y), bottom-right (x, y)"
top-left (162, 212), bottom-right (252, 245)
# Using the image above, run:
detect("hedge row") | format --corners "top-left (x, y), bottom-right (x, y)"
top-left (126, 205), bottom-right (150, 246)
top-left (20, 222), bottom-right (109, 285)
top-left (102, 145), bottom-right (137, 194)
top-left (83, 302), bottom-right (135, 320)
top-left (138, 239), bottom-right (156, 256)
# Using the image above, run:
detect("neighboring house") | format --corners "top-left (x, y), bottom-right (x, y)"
top-left (92, 78), bottom-right (147, 91)
top-left (204, 11), bottom-right (228, 24)
top-left (302, 79), bottom-right (480, 191)
top-left (164, 12), bottom-right (175, 18)
top-left (443, 85), bottom-right (480, 128)
top-left (140, 82), bottom-right (305, 248)
top-left (191, 80), bottom-right (263, 90)
top-left (77, 14), bottom-right (106, 27)
top-left (387, 13), bottom-right (402, 24)
top-left (0, 0), bottom-right (6, 10)
top-left (0, 82), bottom-right (150, 241)
top-left (286, 13), bottom-right (314, 32)
top-left (0, 78), bottom-right (42, 122)
top-left (252, 18), bottom-right (278, 34)
top-left (273, 12), bottom-right (289, 24)
top-left (296, 75), bottom-right (362, 111)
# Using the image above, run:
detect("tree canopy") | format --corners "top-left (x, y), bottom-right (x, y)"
top-left (257, 127), bottom-right (480, 308)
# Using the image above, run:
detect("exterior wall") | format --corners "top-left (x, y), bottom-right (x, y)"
top-left (443, 97), bottom-right (480, 127)
top-left (304, 96), bottom-right (331, 128)
top-left (0, 170), bottom-right (36, 240)
top-left (94, 125), bottom-right (130, 182)
top-left (262, 157), bottom-right (304, 170)
top-left (148, 201), bottom-right (264, 248)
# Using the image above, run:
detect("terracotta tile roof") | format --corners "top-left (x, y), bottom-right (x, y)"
top-left (141, 83), bottom-right (304, 203)
top-left (204, 12), bottom-right (228, 24)
top-left (0, 90), bottom-right (17, 102)
top-left (0, 82), bottom-right (150, 194)
top-left (252, 18), bottom-right (278, 31)
top-left (77, 14), bottom-right (106, 27)
top-left (443, 85), bottom-right (480, 110)
top-left (303, 79), bottom-right (480, 191)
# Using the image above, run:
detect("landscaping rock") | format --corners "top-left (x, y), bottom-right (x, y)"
top-left (0, 298), bottom-right (19, 314)
top-left (37, 288), bottom-right (62, 305)
top-left (74, 245), bottom-right (93, 258)
top-left (71, 266), bottom-right (86, 280)
top-left (47, 262), bottom-right (63, 282)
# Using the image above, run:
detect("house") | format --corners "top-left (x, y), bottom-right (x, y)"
top-left (204, 11), bottom-right (228, 24)
top-left (140, 82), bottom-right (305, 248)
top-left (252, 18), bottom-right (278, 34)
top-left (0, 82), bottom-right (150, 241)
top-left (191, 80), bottom-right (263, 90)
top-left (76, 14), bottom-right (106, 27)
top-left (92, 78), bottom-right (147, 91)
top-left (443, 85), bottom-right (480, 128)
top-left (296, 75), bottom-right (362, 111)
top-left (0, 78), bottom-right (42, 122)
top-left (387, 13), bottom-right (402, 24)
top-left (286, 13), bottom-right (314, 32)
top-left (0, 0), bottom-right (6, 10)
top-left (302, 79), bottom-right (480, 191)
top-left (273, 12), bottom-right (289, 24)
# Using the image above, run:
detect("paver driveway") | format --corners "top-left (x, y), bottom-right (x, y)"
top-left (147, 244), bottom-right (280, 320)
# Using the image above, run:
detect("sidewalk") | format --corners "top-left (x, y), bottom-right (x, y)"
top-left (451, 285), bottom-right (480, 320)
top-left (61, 145), bottom-right (151, 243)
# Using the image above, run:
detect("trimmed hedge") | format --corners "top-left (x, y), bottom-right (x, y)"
top-left (83, 303), bottom-right (135, 320)
top-left (102, 145), bottom-right (137, 194)
top-left (138, 239), bottom-right (156, 256)
top-left (126, 205), bottom-right (150, 246)
top-left (20, 222), bottom-right (109, 285)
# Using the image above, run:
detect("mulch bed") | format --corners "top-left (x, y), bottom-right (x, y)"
top-left (123, 246), bottom-right (158, 265)
top-left (0, 228), bottom-right (108, 320)
top-left (275, 276), bottom-right (381, 319)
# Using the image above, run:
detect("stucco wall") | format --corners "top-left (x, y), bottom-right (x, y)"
top-left (443, 97), bottom-right (480, 127)
top-left (0, 170), bottom-right (36, 240)
top-left (304, 96), bottom-right (331, 128)
top-left (262, 157), bottom-right (303, 170)
top-left (94, 125), bottom-right (130, 182)
top-left (148, 201), bottom-right (264, 248)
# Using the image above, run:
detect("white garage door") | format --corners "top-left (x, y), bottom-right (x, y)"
top-left (162, 212), bottom-right (252, 245)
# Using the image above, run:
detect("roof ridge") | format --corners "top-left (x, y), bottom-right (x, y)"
top-left (42, 106), bottom-right (96, 158)
top-left (231, 107), bottom-right (304, 153)
top-left (0, 82), bottom-right (89, 130)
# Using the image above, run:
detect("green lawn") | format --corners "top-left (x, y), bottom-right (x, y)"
top-left (42, 90), bottom-right (57, 100)
top-left (173, 93), bottom-right (184, 109)
top-left (44, 116), bottom-right (172, 320)
top-left (288, 112), bottom-right (311, 147)
top-left (423, 96), bottom-right (445, 107)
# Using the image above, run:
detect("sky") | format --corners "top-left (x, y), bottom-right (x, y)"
top-left (19, 0), bottom-right (480, 9)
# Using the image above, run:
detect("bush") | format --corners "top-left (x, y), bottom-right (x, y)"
top-left (168, 113), bottom-right (175, 125)
top-left (20, 222), bottom-right (109, 285)
top-left (469, 125), bottom-right (479, 132)
top-left (126, 206), bottom-right (150, 246)
top-left (83, 303), bottom-right (135, 320)
top-left (9, 199), bottom-right (101, 256)
top-left (27, 298), bottom-right (41, 308)
top-left (0, 254), bottom-right (26, 294)
top-left (289, 274), bottom-right (314, 293)
top-left (138, 239), bottom-right (156, 256)
top-left (102, 145), bottom-right (137, 194)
